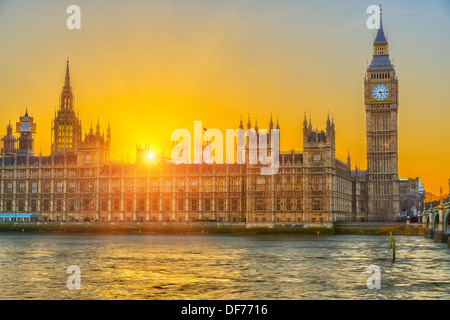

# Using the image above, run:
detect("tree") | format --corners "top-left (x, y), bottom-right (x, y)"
top-left (399, 198), bottom-right (415, 214)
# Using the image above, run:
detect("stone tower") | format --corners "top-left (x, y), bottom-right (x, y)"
top-left (51, 59), bottom-right (82, 155)
top-left (16, 108), bottom-right (37, 157)
top-left (302, 114), bottom-right (336, 223)
top-left (1, 122), bottom-right (17, 156)
top-left (364, 10), bottom-right (400, 221)
top-left (76, 119), bottom-right (110, 166)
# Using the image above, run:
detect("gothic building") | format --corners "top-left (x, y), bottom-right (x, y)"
top-left (0, 12), bottom-right (400, 223)
top-left (244, 114), bottom-right (353, 224)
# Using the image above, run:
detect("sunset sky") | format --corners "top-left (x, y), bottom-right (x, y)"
top-left (0, 0), bottom-right (449, 195)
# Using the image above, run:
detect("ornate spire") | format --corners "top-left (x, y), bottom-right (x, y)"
top-left (247, 114), bottom-right (251, 130)
top-left (439, 187), bottom-right (444, 208)
top-left (276, 116), bottom-right (280, 130)
top-left (6, 121), bottom-right (13, 135)
top-left (64, 58), bottom-right (71, 88)
top-left (269, 113), bottom-right (274, 130)
top-left (107, 120), bottom-right (111, 143)
top-left (239, 115), bottom-right (244, 130)
top-left (96, 117), bottom-right (100, 135)
top-left (368, 6), bottom-right (393, 71)
top-left (374, 6), bottom-right (387, 45)
top-left (254, 117), bottom-right (258, 132)
top-left (59, 59), bottom-right (74, 111)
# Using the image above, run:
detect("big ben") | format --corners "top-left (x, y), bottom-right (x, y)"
top-left (364, 10), bottom-right (400, 221)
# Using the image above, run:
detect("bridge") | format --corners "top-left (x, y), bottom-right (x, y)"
top-left (419, 199), bottom-right (450, 247)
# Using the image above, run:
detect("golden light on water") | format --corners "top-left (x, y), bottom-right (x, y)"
top-left (1, 234), bottom-right (449, 299)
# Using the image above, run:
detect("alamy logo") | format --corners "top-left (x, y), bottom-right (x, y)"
top-left (67, 265), bottom-right (81, 290)
top-left (66, 5), bottom-right (81, 30)
top-left (171, 121), bottom-right (280, 175)
top-left (366, 5), bottom-right (381, 30)
top-left (366, 265), bottom-right (381, 289)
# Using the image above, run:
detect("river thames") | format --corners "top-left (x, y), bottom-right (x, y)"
top-left (0, 233), bottom-right (448, 299)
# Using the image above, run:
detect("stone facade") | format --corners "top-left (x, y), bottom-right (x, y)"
top-left (0, 115), bottom-right (357, 224)
top-left (0, 14), bottom-right (401, 223)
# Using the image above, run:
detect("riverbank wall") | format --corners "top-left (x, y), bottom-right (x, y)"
top-left (0, 222), bottom-right (425, 236)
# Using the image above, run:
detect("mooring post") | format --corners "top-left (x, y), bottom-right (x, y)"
top-left (390, 231), bottom-right (392, 248)
top-left (392, 237), bottom-right (396, 261)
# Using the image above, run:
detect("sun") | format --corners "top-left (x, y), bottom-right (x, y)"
top-left (147, 152), bottom-right (154, 161)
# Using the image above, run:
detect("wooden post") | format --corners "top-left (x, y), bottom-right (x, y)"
top-left (392, 237), bottom-right (396, 261)
top-left (390, 231), bottom-right (392, 248)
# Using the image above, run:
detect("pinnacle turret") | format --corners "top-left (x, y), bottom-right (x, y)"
top-left (96, 118), bottom-right (100, 135)
top-left (269, 113), bottom-right (274, 130)
top-left (64, 58), bottom-right (71, 88)
top-left (59, 59), bottom-right (75, 111)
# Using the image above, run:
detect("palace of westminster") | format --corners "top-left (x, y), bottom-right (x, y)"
top-left (0, 16), bottom-right (400, 224)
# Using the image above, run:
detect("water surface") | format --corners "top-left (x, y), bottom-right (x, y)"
top-left (0, 233), bottom-right (448, 299)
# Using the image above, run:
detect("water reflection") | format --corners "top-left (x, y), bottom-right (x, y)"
top-left (0, 233), bottom-right (448, 299)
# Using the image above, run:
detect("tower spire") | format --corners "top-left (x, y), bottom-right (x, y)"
top-left (65, 58), bottom-right (71, 88)
top-left (326, 112), bottom-right (331, 129)
top-left (96, 117), bottom-right (100, 135)
top-left (373, 5), bottom-right (388, 49)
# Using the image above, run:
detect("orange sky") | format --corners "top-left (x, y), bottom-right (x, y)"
top-left (0, 1), bottom-right (449, 195)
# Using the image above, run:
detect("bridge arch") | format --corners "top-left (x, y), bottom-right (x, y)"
top-left (444, 209), bottom-right (450, 235)
top-left (425, 213), bottom-right (431, 230)
top-left (432, 212), bottom-right (440, 232)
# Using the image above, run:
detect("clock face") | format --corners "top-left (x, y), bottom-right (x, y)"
top-left (18, 122), bottom-right (30, 132)
top-left (372, 84), bottom-right (389, 101)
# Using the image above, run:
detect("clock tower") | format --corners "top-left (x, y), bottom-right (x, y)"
top-left (364, 10), bottom-right (400, 221)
